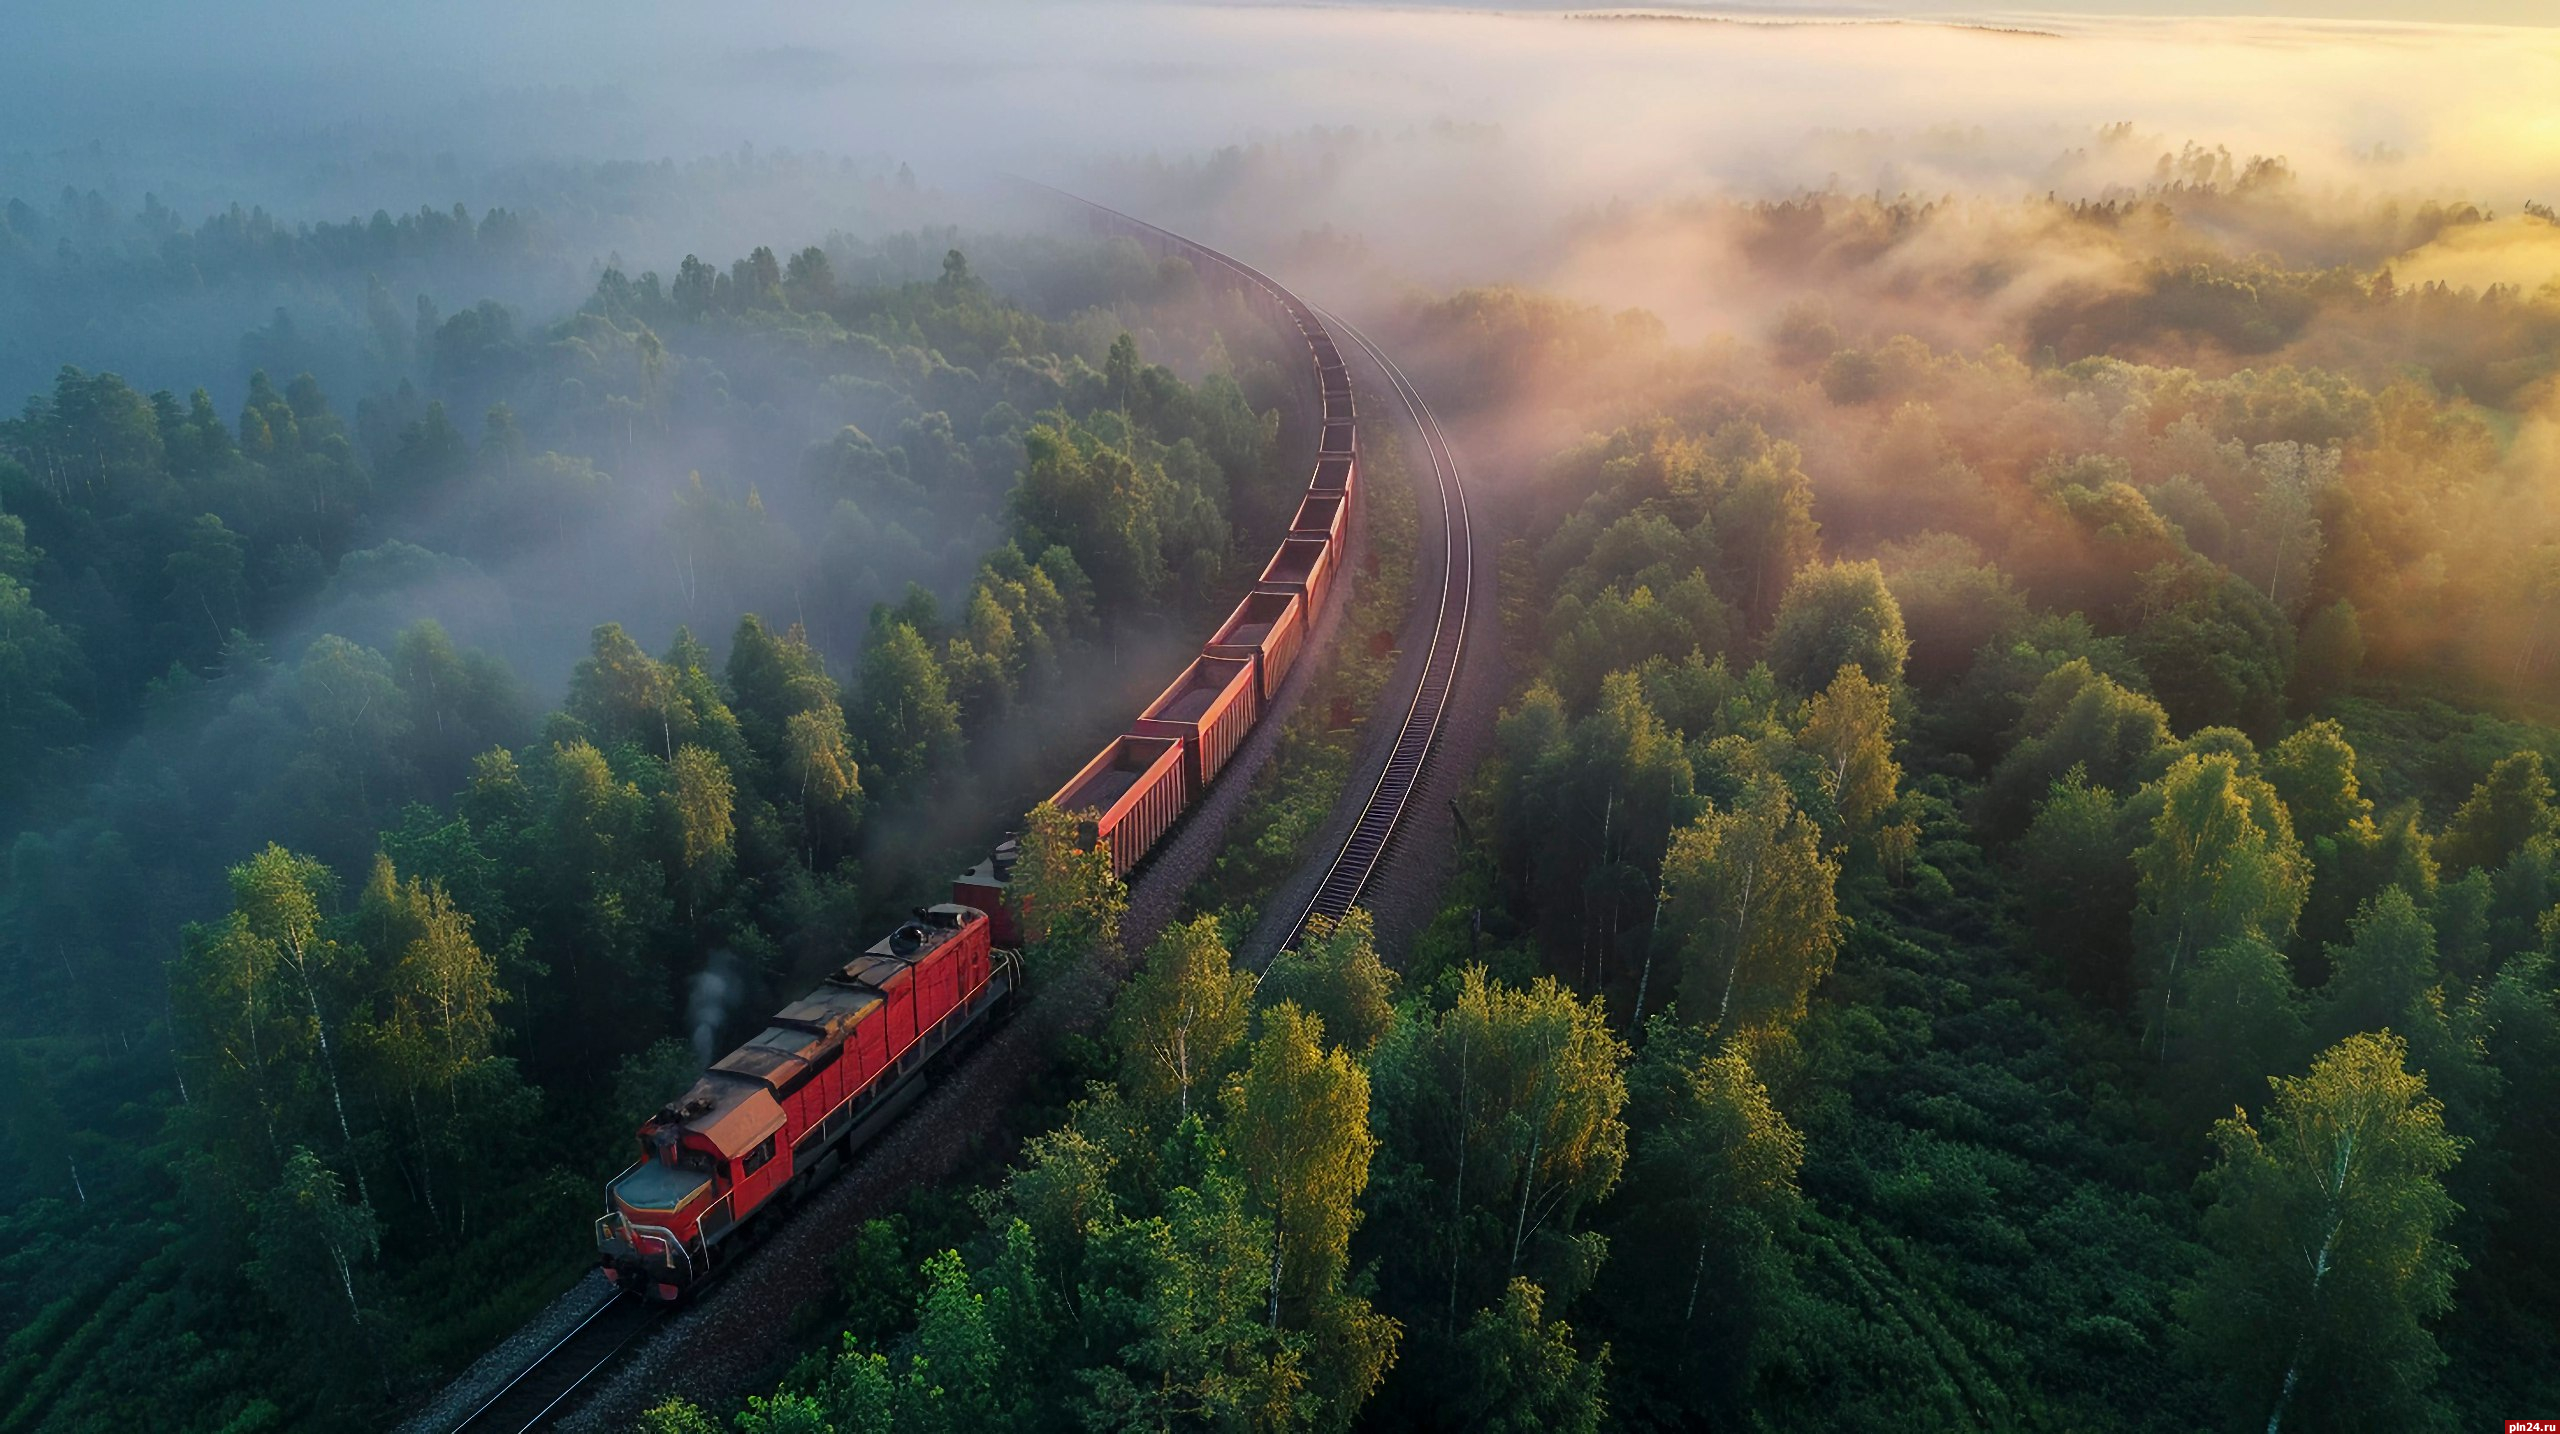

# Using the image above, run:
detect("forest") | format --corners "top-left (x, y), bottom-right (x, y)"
top-left (2, 121), bottom-right (2558, 1434)
top-left (0, 162), bottom-right (1319, 1429)
top-left (631, 164), bottom-right (2560, 1432)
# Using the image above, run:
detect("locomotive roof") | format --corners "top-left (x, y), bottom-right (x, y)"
top-left (955, 837), bottom-right (1017, 890)
top-left (712, 1026), bottom-right (823, 1087)
top-left (665, 1072), bottom-right (787, 1161)
top-left (859, 904), bottom-right (980, 963)
top-left (653, 904), bottom-right (984, 1162)
top-left (772, 982), bottom-right (877, 1039)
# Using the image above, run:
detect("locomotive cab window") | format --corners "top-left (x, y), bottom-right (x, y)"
top-left (741, 1136), bottom-right (776, 1176)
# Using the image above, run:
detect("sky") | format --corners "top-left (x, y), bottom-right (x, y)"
top-left (5, 0), bottom-right (2556, 281)
top-left (1444, 0), bottom-right (2558, 22)
top-left (1962, 1), bottom-right (2554, 21)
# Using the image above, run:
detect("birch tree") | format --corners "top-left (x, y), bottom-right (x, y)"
top-left (1110, 916), bottom-right (1253, 1121)
top-left (249, 1145), bottom-right (385, 1402)
top-left (1794, 663), bottom-right (1902, 848)
top-left (229, 844), bottom-right (370, 1206)
top-left (1659, 780), bottom-right (1842, 1037)
top-left (2437, 750), bottom-right (2556, 876)
top-left (1259, 909), bottom-right (1399, 1056)
top-left (1226, 1003), bottom-right (1375, 1328)
top-left (1014, 800), bottom-right (1128, 978)
top-left (2182, 1032), bottom-right (2461, 1434)
top-left (1375, 969), bottom-right (1628, 1320)
top-left (665, 743), bottom-right (736, 918)
top-left (782, 701), bottom-right (860, 865)
top-left (361, 858), bottom-right (505, 1234)
top-left (2134, 753), bottom-right (2310, 1065)
top-left (566, 621), bottom-right (687, 758)
top-left (2240, 440), bottom-right (2339, 615)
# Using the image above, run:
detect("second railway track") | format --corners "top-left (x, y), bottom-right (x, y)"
top-left (1285, 308), bottom-right (1474, 947)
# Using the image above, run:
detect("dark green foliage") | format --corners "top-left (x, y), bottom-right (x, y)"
top-left (1983, 659), bottom-right (2172, 833)
top-left (1453, 1280), bottom-right (1608, 1434)
top-left (2438, 750), bottom-right (2557, 876)
top-left (1879, 534), bottom-right (2031, 690)
top-left (2294, 599), bottom-right (2365, 711)
top-left (2129, 558), bottom-right (2294, 739)
top-left (2018, 771), bottom-right (2141, 1001)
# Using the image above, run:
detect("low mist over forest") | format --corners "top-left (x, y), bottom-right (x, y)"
top-left (2, 2), bottom-right (2557, 1431)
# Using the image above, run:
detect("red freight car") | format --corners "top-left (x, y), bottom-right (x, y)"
top-left (1292, 491), bottom-right (1349, 551)
top-left (1324, 392), bottom-right (1355, 423)
top-left (597, 904), bottom-right (1010, 1302)
top-left (1051, 734), bottom-right (1188, 877)
top-left (1131, 654), bottom-right (1260, 800)
top-left (1312, 454), bottom-right (1357, 512)
top-left (1205, 588), bottom-right (1307, 705)
top-left (1257, 535), bottom-right (1335, 621)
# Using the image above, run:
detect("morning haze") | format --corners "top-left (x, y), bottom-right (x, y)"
top-left (1, 3), bottom-right (2554, 1431)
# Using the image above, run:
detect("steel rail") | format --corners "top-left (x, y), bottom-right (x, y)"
top-left (1284, 309), bottom-right (1473, 947)
top-left (447, 1293), bottom-right (659, 1434)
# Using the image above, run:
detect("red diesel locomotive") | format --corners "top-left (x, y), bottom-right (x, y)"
top-left (596, 905), bottom-right (1014, 1301)
top-left (598, 203), bottom-right (1359, 1302)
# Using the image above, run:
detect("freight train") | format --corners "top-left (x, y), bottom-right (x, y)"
top-left (594, 209), bottom-right (1358, 1303)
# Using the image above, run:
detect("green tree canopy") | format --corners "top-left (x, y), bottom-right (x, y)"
top-left (1261, 910), bottom-right (1400, 1057)
top-left (2438, 750), bottom-right (2556, 876)
top-left (2181, 1032), bottom-right (2463, 1434)
top-left (565, 622), bottom-right (687, 758)
top-left (2134, 753), bottom-right (2310, 1064)
top-left (1766, 558), bottom-right (1909, 694)
top-left (1110, 916), bottom-right (1254, 1122)
top-left (2264, 719), bottom-right (2371, 843)
top-left (1453, 1279), bottom-right (1608, 1434)
top-left (1014, 800), bottom-right (1128, 978)
top-left (1372, 968), bottom-right (1629, 1314)
top-left (1658, 780), bottom-right (1842, 1036)
top-left (2130, 558), bottom-right (2294, 739)
top-left (854, 616), bottom-right (961, 795)
top-left (1983, 658), bottom-right (2172, 833)
top-left (1794, 662), bottom-right (1903, 848)
top-left (1227, 1003), bottom-right (1378, 1325)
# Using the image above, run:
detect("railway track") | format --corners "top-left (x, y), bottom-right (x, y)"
top-left (1026, 183), bottom-right (1479, 947)
top-left (448, 1293), bottom-right (659, 1434)
top-left (1285, 309), bottom-right (1473, 947)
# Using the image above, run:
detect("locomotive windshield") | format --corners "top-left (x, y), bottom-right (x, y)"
top-left (614, 1160), bottom-right (712, 1215)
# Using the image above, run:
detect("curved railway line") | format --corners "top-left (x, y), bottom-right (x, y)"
top-left (1286, 307), bottom-right (1472, 947)
top-left (1018, 187), bottom-right (1478, 948)
top-left (427, 193), bottom-right (1474, 1432)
